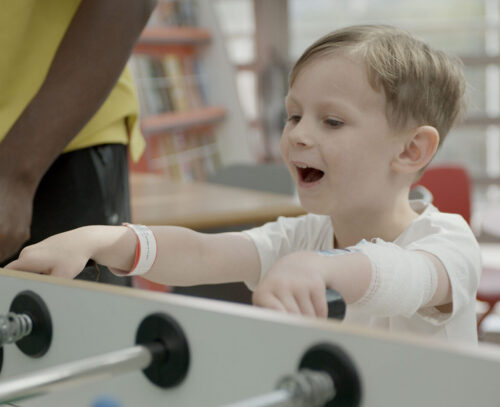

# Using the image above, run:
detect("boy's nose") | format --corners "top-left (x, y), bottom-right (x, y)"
top-left (288, 124), bottom-right (313, 147)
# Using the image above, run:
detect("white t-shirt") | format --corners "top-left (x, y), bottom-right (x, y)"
top-left (244, 200), bottom-right (481, 344)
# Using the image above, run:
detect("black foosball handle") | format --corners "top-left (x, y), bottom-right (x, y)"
top-left (326, 289), bottom-right (346, 320)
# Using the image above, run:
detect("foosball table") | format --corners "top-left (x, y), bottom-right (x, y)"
top-left (0, 267), bottom-right (499, 407)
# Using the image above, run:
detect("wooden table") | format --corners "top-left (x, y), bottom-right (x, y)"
top-left (130, 173), bottom-right (305, 230)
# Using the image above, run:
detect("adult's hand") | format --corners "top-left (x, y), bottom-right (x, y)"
top-left (0, 178), bottom-right (34, 262)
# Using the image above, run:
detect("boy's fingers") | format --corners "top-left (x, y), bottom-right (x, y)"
top-left (3, 260), bottom-right (16, 269)
top-left (51, 266), bottom-right (75, 279)
top-left (253, 293), bottom-right (286, 313)
top-left (275, 292), bottom-right (301, 315)
top-left (310, 290), bottom-right (328, 318)
top-left (4, 258), bottom-right (50, 275)
top-left (295, 290), bottom-right (317, 317)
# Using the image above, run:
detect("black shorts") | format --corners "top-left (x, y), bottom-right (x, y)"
top-left (2, 144), bottom-right (132, 286)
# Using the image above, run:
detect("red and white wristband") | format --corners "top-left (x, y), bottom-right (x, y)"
top-left (123, 223), bottom-right (157, 276)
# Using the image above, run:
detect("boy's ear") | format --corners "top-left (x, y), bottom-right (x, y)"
top-left (391, 125), bottom-right (439, 174)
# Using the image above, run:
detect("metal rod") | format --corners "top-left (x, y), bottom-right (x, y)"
top-left (221, 369), bottom-right (336, 407)
top-left (0, 345), bottom-right (153, 404)
top-left (222, 389), bottom-right (294, 407)
top-left (0, 313), bottom-right (32, 346)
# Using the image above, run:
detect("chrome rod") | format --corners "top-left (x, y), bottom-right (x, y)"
top-left (221, 369), bottom-right (335, 407)
top-left (0, 313), bottom-right (32, 346)
top-left (222, 389), bottom-right (294, 407)
top-left (0, 345), bottom-right (153, 403)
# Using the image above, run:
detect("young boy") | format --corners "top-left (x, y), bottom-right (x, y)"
top-left (6, 25), bottom-right (481, 344)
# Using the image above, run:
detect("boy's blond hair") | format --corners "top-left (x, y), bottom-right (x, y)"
top-left (289, 25), bottom-right (466, 147)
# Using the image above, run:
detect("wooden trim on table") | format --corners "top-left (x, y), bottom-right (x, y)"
top-left (130, 173), bottom-right (305, 230)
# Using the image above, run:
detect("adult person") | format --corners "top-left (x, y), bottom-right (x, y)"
top-left (0, 0), bottom-right (158, 285)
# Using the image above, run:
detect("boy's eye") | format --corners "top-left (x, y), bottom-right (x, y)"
top-left (287, 115), bottom-right (301, 123)
top-left (324, 118), bottom-right (344, 128)
top-left (289, 114), bottom-right (301, 122)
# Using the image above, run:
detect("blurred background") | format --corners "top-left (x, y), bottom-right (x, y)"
top-left (211, 0), bottom-right (500, 239)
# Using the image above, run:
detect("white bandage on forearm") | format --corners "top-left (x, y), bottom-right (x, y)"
top-left (352, 240), bottom-right (438, 317)
top-left (123, 223), bottom-right (157, 276)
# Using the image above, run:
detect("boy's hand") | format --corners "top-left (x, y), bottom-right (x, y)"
top-left (4, 229), bottom-right (92, 279)
top-left (252, 251), bottom-right (329, 318)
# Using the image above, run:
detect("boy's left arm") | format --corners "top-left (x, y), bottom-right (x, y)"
top-left (252, 250), bottom-right (451, 318)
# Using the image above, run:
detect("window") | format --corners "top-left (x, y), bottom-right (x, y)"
top-left (213, 0), bottom-right (263, 157)
top-left (289, 0), bottom-right (500, 227)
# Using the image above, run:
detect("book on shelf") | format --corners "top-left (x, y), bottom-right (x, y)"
top-left (181, 54), bottom-right (204, 109)
top-left (162, 54), bottom-right (190, 112)
top-left (147, 0), bottom-right (198, 27)
top-left (130, 53), bottom-right (207, 116)
top-left (129, 55), bottom-right (171, 115)
top-left (146, 129), bottom-right (220, 181)
top-left (176, 0), bottom-right (198, 26)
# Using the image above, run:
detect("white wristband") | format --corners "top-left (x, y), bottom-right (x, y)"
top-left (123, 223), bottom-right (157, 276)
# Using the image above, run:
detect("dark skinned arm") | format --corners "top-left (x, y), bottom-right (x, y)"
top-left (0, 0), bottom-right (158, 262)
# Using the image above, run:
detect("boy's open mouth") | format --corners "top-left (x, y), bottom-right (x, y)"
top-left (296, 164), bottom-right (324, 183)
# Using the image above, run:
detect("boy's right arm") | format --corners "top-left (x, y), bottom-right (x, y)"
top-left (6, 225), bottom-right (261, 288)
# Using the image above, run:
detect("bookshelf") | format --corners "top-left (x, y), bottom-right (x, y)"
top-left (141, 106), bottom-right (226, 134)
top-left (134, 27), bottom-right (211, 55)
top-left (129, 0), bottom-right (253, 181)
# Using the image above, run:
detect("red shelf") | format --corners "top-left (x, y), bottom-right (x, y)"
top-left (134, 26), bottom-right (211, 56)
top-left (141, 106), bottom-right (226, 135)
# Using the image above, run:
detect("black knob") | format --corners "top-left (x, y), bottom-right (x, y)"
top-left (9, 291), bottom-right (52, 358)
top-left (300, 343), bottom-right (362, 407)
top-left (326, 289), bottom-right (346, 320)
top-left (136, 312), bottom-right (190, 388)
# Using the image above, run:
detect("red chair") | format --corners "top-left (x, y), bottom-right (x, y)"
top-left (413, 164), bottom-right (499, 335)
top-left (415, 165), bottom-right (471, 224)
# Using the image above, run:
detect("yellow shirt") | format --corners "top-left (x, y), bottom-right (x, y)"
top-left (0, 0), bottom-right (145, 162)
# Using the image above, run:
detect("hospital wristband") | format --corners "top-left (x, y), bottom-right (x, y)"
top-left (122, 223), bottom-right (157, 276)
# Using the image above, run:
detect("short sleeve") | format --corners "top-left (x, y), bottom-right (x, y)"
top-left (397, 211), bottom-right (481, 325)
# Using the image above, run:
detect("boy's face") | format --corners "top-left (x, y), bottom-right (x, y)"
top-left (281, 54), bottom-right (403, 216)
